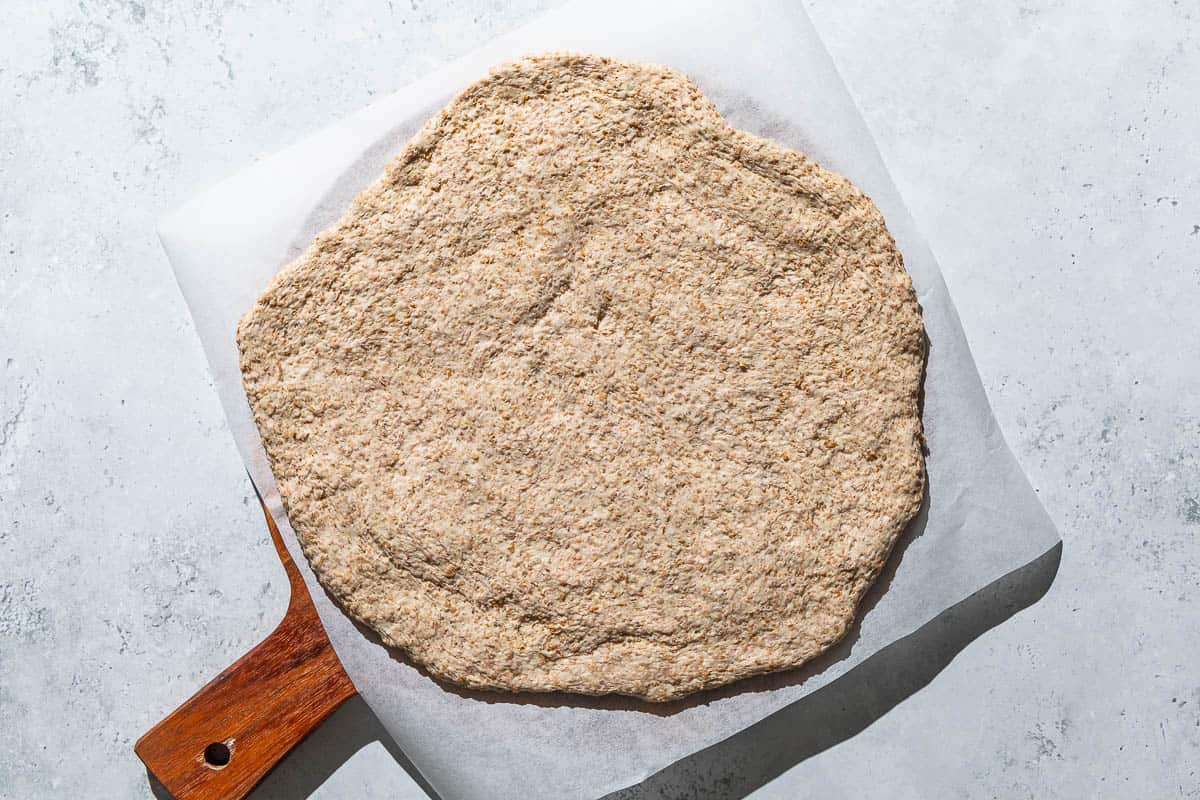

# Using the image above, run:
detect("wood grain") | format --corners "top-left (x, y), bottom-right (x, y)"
top-left (135, 500), bottom-right (357, 800)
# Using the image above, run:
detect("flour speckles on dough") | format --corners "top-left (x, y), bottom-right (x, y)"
top-left (237, 53), bottom-right (925, 701)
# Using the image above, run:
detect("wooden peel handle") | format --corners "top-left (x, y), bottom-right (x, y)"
top-left (135, 502), bottom-right (357, 800)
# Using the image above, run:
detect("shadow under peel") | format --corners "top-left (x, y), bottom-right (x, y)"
top-left (603, 540), bottom-right (1062, 800)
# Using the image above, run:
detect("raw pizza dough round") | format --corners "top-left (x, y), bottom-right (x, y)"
top-left (238, 53), bottom-right (925, 702)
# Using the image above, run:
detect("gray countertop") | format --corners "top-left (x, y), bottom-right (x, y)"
top-left (2, 1), bottom-right (1196, 797)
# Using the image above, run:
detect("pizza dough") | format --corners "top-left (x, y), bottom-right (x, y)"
top-left (237, 53), bottom-right (925, 702)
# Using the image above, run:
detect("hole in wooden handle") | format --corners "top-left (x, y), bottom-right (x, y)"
top-left (203, 741), bottom-right (232, 769)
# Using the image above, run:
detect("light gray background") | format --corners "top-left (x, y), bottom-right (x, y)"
top-left (1, 1), bottom-right (1195, 798)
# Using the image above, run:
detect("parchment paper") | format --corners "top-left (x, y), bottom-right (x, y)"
top-left (159, 0), bottom-right (1061, 797)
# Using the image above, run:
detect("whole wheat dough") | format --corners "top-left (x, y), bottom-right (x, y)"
top-left (238, 53), bottom-right (925, 702)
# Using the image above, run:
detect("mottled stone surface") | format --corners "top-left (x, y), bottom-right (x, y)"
top-left (1, 1), bottom-right (1196, 798)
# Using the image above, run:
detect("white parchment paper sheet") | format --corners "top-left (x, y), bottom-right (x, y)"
top-left (159, 0), bottom-right (1061, 797)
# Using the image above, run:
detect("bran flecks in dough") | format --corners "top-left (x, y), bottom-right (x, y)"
top-left (238, 53), bottom-right (925, 702)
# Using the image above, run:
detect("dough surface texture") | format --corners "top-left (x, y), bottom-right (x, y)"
top-left (238, 53), bottom-right (925, 701)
